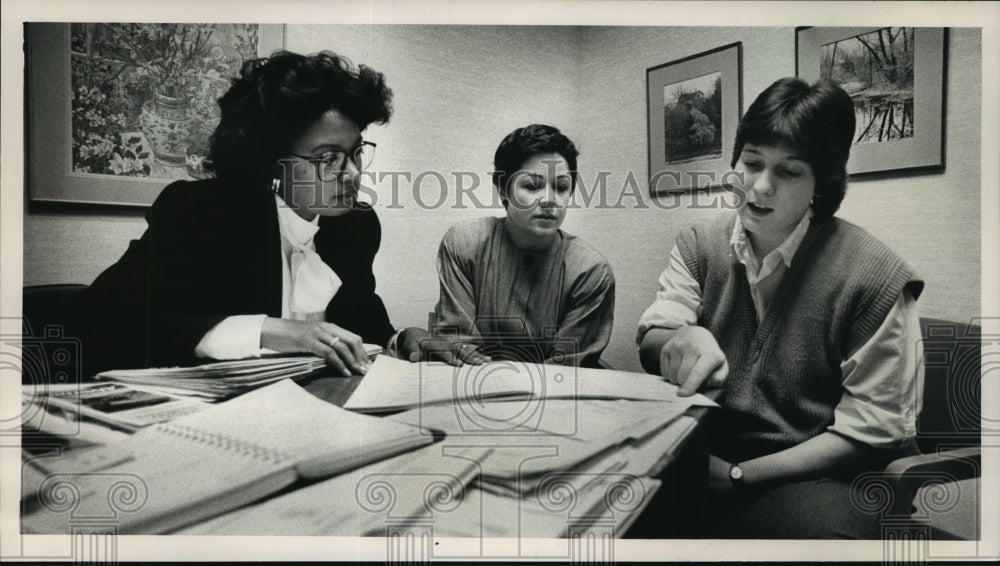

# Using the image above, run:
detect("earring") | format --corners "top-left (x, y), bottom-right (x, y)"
top-left (271, 177), bottom-right (282, 194)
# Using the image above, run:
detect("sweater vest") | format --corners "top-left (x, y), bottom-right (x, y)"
top-left (676, 212), bottom-right (923, 462)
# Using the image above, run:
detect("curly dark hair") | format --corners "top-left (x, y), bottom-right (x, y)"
top-left (492, 124), bottom-right (579, 194)
top-left (206, 50), bottom-right (393, 183)
top-left (731, 77), bottom-right (855, 219)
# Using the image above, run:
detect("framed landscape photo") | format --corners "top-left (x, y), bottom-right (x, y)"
top-left (796, 27), bottom-right (946, 176)
top-left (26, 23), bottom-right (285, 206)
top-left (646, 42), bottom-right (741, 195)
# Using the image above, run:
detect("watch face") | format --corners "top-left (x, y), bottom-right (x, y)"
top-left (729, 465), bottom-right (743, 480)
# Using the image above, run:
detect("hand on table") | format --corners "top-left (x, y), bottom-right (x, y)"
top-left (261, 318), bottom-right (369, 377)
top-left (660, 325), bottom-right (728, 396)
top-left (398, 327), bottom-right (491, 366)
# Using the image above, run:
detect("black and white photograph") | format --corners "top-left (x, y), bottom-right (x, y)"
top-left (663, 72), bottom-right (724, 163)
top-left (797, 26), bottom-right (946, 175)
top-left (647, 41), bottom-right (742, 193)
top-left (823, 27), bottom-right (917, 144)
top-left (2, 1), bottom-right (997, 564)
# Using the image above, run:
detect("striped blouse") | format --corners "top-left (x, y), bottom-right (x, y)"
top-left (434, 216), bottom-right (615, 367)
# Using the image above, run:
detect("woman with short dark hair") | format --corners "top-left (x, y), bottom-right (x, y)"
top-left (427, 124), bottom-right (615, 368)
top-left (638, 78), bottom-right (924, 538)
top-left (70, 50), bottom-right (419, 376)
top-left (730, 77), bottom-right (856, 220)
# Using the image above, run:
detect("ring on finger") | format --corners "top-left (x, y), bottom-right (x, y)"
top-left (326, 336), bottom-right (342, 349)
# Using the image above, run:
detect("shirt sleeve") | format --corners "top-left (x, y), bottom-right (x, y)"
top-left (194, 314), bottom-right (268, 360)
top-left (546, 261), bottom-right (615, 367)
top-left (433, 227), bottom-right (482, 341)
top-left (635, 245), bottom-right (703, 345)
top-left (829, 289), bottom-right (923, 448)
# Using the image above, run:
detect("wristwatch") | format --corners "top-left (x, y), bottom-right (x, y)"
top-left (728, 462), bottom-right (745, 490)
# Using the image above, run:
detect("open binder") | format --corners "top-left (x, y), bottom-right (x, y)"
top-left (22, 379), bottom-right (433, 534)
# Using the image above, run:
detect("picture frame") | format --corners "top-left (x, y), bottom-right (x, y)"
top-left (646, 42), bottom-right (742, 195)
top-left (26, 23), bottom-right (286, 207)
top-left (796, 26), bottom-right (946, 176)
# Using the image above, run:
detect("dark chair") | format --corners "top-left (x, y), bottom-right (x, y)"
top-left (873, 318), bottom-right (983, 540)
top-left (20, 284), bottom-right (89, 384)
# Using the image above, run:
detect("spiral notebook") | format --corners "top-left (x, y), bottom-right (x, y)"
top-left (22, 379), bottom-right (433, 534)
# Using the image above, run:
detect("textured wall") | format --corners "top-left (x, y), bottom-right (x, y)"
top-left (23, 25), bottom-right (982, 374)
top-left (571, 26), bottom-right (982, 371)
top-left (285, 24), bottom-right (582, 330)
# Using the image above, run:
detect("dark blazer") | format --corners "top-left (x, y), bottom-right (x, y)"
top-left (68, 178), bottom-right (395, 375)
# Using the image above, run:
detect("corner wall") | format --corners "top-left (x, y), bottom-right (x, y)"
top-left (22, 25), bottom-right (982, 374)
top-left (275, 24), bottom-right (583, 330)
top-left (571, 26), bottom-right (981, 371)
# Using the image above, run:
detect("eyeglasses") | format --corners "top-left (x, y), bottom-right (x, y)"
top-left (285, 141), bottom-right (377, 181)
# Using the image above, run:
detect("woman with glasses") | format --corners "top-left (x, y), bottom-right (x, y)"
top-left (425, 124), bottom-right (615, 368)
top-left (69, 50), bottom-right (420, 376)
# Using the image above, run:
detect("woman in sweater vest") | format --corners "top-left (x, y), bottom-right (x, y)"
top-left (637, 77), bottom-right (923, 538)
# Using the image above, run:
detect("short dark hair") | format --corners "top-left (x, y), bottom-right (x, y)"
top-left (206, 50), bottom-right (393, 183)
top-left (492, 124), bottom-right (579, 194)
top-left (731, 77), bottom-right (855, 219)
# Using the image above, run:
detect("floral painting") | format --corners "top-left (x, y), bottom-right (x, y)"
top-left (821, 27), bottom-right (915, 145)
top-left (69, 23), bottom-right (260, 181)
top-left (662, 71), bottom-right (723, 164)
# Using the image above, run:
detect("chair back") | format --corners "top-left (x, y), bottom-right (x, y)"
top-left (20, 284), bottom-right (89, 384)
top-left (917, 318), bottom-right (982, 454)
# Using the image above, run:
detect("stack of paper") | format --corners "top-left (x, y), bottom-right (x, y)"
top-left (180, 444), bottom-right (490, 536)
top-left (21, 390), bottom-right (133, 446)
top-left (332, 355), bottom-right (718, 538)
top-left (24, 382), bottom-right (209, 432)
top-left (94, 356), bottom-right (328, 400)
top-left (344, 355), bottom-right (716, 412)
top-left (388, 398), bottom-right (703, 497)
top-left (427, 471), bottom-right (661, 541)
top-left (23, 380), bottom-right (433, 534)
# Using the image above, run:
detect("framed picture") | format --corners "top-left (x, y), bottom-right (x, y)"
top-left (796, 27), bottom-right (946, 176)
top-left (26, 23), bottom-right (285, 206)
top-left (646, 42), bottom-right (742, 195)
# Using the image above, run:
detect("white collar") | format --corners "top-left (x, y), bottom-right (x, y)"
top-left (274, 194), bottom-right (320, 247)
top-left (731, 208), bottom-right (813, 268)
